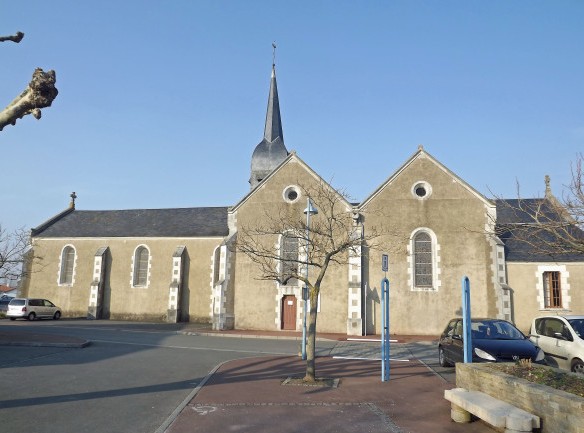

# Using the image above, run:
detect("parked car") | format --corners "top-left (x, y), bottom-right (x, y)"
top-left (7, 298), bottom-right (62, 321)
top-left (528, 315), bottom-right (584, 374)
top-left (438, 318), bottom-right (545, 367)
top-left (0, 295), bottom-right (13, 312)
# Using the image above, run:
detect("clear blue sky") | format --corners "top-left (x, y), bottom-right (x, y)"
top-left (1, 1), bottom-right (583, 235)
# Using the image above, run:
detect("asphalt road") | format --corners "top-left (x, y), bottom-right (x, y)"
top-left (0, 320), bottom-right (339, 433)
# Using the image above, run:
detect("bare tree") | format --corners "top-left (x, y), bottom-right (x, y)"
top-left (495, 154), bottom-right (584, 258)
top-left (0, 31), bottom-right (58, 131)
top-left (0, 225), bottom-right (41, 285)
top-left (236, 180), bottom-right (386, 382)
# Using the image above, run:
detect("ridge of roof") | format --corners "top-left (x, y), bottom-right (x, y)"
top-left (234, 151), bottom-right (352, 212)
top-left (360, 146), bottom-right (494, 210)
top-left (31, 206), bottom-right (230, 238)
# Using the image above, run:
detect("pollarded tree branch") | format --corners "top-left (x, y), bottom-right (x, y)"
top-left (0, 68), bottom-right (58, 131)
top-left (0, 32), bottom-right (24, 43)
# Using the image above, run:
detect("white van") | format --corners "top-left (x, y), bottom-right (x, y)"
top-left (7, 298), bottom-right (62, 321)
top-left (529, 315), bottom-right (584, 374)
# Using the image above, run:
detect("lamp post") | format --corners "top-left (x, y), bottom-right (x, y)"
top-left (302, 198), bottom-right (318, 360)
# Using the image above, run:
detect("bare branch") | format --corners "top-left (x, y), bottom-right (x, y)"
top-left (494, 154), bottom-right (584, 259)
top-left (0, 225), bottom-right (43, 282)
top-left (0, 31), bottom-right (24, 43)
top-left (0, 68), bottom-right (59, 131)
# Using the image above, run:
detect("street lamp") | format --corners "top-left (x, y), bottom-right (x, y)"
top-left (302, 198), bottom-right (318, 360)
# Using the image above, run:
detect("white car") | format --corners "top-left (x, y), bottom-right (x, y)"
top-left (7, 298), bottom-right (62, 321)
top-left (529, 315), bottom-right (584, 374)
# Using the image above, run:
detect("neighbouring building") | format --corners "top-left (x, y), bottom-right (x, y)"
top-left (21, 62), bottom-right (584, 335)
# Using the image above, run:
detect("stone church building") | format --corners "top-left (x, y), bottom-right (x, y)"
top-left (21, 64), bottom-right (584, 335)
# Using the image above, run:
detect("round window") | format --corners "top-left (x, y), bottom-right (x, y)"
top-left (283, 186), bottom-right (301, 203)
top-left (412, 182), bottom-right (431, 199)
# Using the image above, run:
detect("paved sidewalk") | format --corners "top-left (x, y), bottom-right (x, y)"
top-left (162, 342), bottom-right (495, 433)
top-left (0, 324), bottom-right (494, 432)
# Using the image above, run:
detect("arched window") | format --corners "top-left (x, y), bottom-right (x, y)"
top-left (133, 246), bottom-right (150, 287)
top-left (59, 245), bottom-right (76, 285)
top-left (413, 232), bottom-right (433, 288)
top-left (280, 232), bottom-right (299, 286)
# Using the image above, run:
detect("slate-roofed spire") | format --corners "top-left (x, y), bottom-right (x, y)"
top-left (263, 65), bottom-right (284, 143)
top-left (250, 47), bottom-right (289, 189)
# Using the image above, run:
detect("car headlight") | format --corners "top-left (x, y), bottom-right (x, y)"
top-left (474, 347), bottom-right (496, 361)
top-left (535, 348), bottom-right (545, 362)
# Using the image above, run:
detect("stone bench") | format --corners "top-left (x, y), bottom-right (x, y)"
top-left (444, 388), bottom-right (540, 433)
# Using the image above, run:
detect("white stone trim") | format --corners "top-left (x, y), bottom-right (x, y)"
top-left (407, 228), bottom-right (441, 291)
top-left (535, 265), bottom-right (571, 310)
top-left (491, 240), bottom-right (512, 321)
top-left (57, 244), bottom-right (76, 287)
top-left (282, 185), bottom-right (301, 203)
top-left (168, 254), bottom-right (183, 311)
top-left (130, 244), bottom-right (151, 288)
top-left (88, 254), bottom-right (103, 308)
top-left (275, 286), bottom-right (302, 330)
top-left (347, 230), bottom-right (362, 335)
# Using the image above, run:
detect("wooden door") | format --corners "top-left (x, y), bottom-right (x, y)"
top-left (281, 295), bottom-right (297, 330)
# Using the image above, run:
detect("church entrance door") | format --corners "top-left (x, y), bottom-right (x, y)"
top-left (281, 295), bottom-right (297, 330)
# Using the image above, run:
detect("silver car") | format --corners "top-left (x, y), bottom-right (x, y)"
top-left (7, 298), bottom-right (62, 321)
top-left (529, 315), bottom-right (584, 374)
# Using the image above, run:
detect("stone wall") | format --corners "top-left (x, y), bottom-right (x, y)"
top-left (456, 363), bottom-right (584, 433)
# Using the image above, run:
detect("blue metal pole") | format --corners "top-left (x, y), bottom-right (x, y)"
top-left (462, 276), bottom-right (472, 363)
top-left (302, 201), bottom-right (310, 361)
top-left (381, 277), bottom-right (390, 381)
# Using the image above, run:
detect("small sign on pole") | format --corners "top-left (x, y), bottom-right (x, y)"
top-left (382, 254), bottom-right (388, 273)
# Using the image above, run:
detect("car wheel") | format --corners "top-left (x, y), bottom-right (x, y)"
top-left (27, 312), bottom-right (36, 321)
top-left (439, 346), bottom-right (453, 367)
top-left (571, 358), bottom-right (584, 374)
top-left (9, 317), bottom-right (16, 321)
top-left (53, 311), bottom-right (61, 320)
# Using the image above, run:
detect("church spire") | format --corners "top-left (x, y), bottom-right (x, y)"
top-left (249, 45), bottom-right (289, 189)
top-left (263, 63), bottom-right (284, 144)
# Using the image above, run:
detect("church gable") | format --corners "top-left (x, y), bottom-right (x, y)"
top-left (233, 152), bottom-right (350, 221)
top-left (361, 146), bottom-right (493, 209)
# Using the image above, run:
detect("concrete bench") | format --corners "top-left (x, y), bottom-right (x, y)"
top-left (444, 388), bottom-right (540, 433)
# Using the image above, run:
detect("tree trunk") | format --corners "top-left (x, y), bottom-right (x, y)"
top-left (304, 291), bottom-right (319, 382)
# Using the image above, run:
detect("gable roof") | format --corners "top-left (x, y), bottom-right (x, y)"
top-left (496, 198), bottom-right (584, 262)
top-left (31, 207), bottom-right (229, 238)
top-left (359, 146), bottom-right (494, 210)
top-left (233, 151), bottom-right (352, 212)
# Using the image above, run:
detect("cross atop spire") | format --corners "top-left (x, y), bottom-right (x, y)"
top-left (272, 42), bottom-right (276, 67)
top-left (69, 191), bottom-right (77, 209)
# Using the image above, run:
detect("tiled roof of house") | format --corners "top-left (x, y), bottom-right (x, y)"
top-left (496, 199), bottom-right (584, 262)
top-left (31, 207), bottom-right (229, 238)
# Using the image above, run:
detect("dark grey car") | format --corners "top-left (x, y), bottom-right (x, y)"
top-left (438, 318), bottom-right (545, 366)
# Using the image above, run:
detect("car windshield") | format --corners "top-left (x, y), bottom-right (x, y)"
top-left (471, 320), bottom-right (524, 340)
top-left (568, 319), bottom-right (584, 339)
